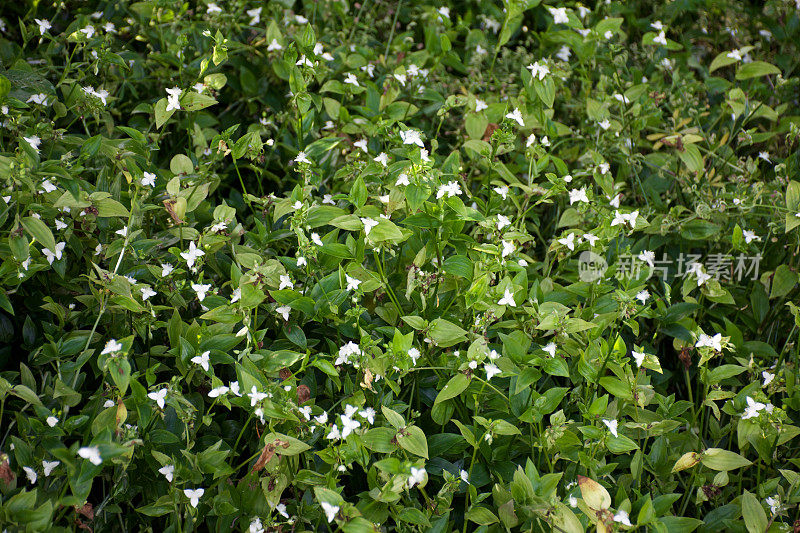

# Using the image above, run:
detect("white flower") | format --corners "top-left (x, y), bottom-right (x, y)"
top-left (314, 411), bottom-right (329, 425)
top-left (297, 256), bottom-right (307, 267)
top-left (46, 415), bottom-right (58, 427)
top-left (686, 262), bottom-right (712, 286)
top-left (396, 173), bottom-right (410, 186)
top-left (276, 305), bottom-right (291, 321)
top-left (498, 288), bottom-right (516, 307)
top-left (568, 496), bottom-right (578, 507)
top-left (160, 263), bottom-right (174, 277)
top-left (192, 283), bottom-right (212, 301)
top-left (267, 39), bottom-right (283, 51)
top-left (541, 136), bottom-right (551, 147)
top-left (23, 135), bottom-right (42, 153)
top-left (569, 188), bottom-right (589, 205)
top-left (494, 185), bottom-right (509, 199)
top-left (247, 7), bottom-right (262, 24)
top-left (548, 6), bottom-right (569, 24)
top-left (141, 172), bottom-right (156, 187)
top-left (165, 87), bottom-right (182, 112)
top-left (278, 274), bottom-right (293, 290)
top-left (374, 152), bottom-right (389, 167)
top-left (359, 407), bottom-right (376, 424)
top-left (603, 419), bottom-right (618, 437)
top-left (229, 381), bottom-right (242, 396)
top-left (184, 488), bottom-right (204, 508)
top-left (27, 93), bottom-right (48, 105)
top-left (42, 460), bottom-right (59, 476)
top-left (758, 151), bottom-right (771, 162)
top-left (115, 226), bottom-right (128, 238)
top-left (208, 386), bottom-right (229, 398)
top-left (336, 341), bottom-right (361, 366)
top-left (485, 363), bottom-right (501, 380)
top-left (400, 129), bottom-right (425, 148)
top-left (497, 214), bottom-right (511, 230)
top-left (102, 339), bottom-right (123, 355)
top-left (762, 370), bottom-right (775, 387)
top-left (276, 502), bottom-right (290, 518)
top-left (35, 18), bottom-right (51, 34)
top-left (159, 464), bottom-right (174, 482)
top-left (78, 446), bottom-right (102, 465)
top-left (527, 61), bottom-right (550, 80)
top-left (394, 73), bottom-right (407, 86)
top-left (180, 241), bottom-right (205, 269)
top-left (632, 350), bottom-right (646, 367)
top-left (742, 230), bottom-right (760, 243)
top-left (742, 396), bottom-right (766, 420)
top-left (344, 73), bottom-right (359, 87)
top-left (408, 347), bottom-right (421, 365)
top-left (558, 232), bottom-right (576, 251)
top-left (638, 250), bottom-right (655, 268)
top-left (41, 241), bottom-right (65, 264)
top-left (298, 406), bottom-right (312, 420)
top-left (326, 425), bottom-right (341, 440)
top-left (505, 107), bottom-right (525, 127)
top-left (695, 332), bottom-right (722, 351)
top-left (339, 413), bottom-right (361, 438)
top-left (322, 194), bottom-right (335, 205)
top-left (635, 289), bottom-right (650, 304)
top-left (582, 233), bottom-right (599, 246)
top-left (191, 350), bottom-right (211, 371)
top-left (103, 399), bottom-right (115, 408)
top-left (653, 30), bottom-right (667, 46)
top-left (475, 99), bottom-right (488, 112)
top-left (141, 287), bottom-right (157, 301)
top-left (361, 217), bottom-right (379, 235)
top-left (148, 388), bottom-right (168, 409)
top-left (311, 232), bottom-right (324, 246)
top-left (407, 466), bottom-right (427, 488)
top-left (613, 509), bottom-right (632, 526)
top-left (501, 240), bottom-right (515, 258)
top-left (599, 162), bottom-right (610, 175)
top-left (438, 6), bottom-right (450, 19)
top-left (320, 501), bottom-right (339, 522)
top-left (353, 138), bottom-right (368, 153)
top-left (248, 386), bottom-right (269, 407)
top-left (598, 119), bottom-right (611, 130)
top-left (40, 179), bottom-right (57, 193)
top-left (543, 342), bottom-right (557, 358)
top-left (345, 274), bottom-right (361, 291)
top-left (766, 495), bottom-right (780, 515)
top-left (556, 45), bottom-right (572, 62)
top-left (726, 49), bottom-right (743, 61)
top-left (23, 466), bottom-right (37, 484)
top-left (651, 20), bottom-right (664, 30)
top-left (437, 181), bottom-right (462, 199)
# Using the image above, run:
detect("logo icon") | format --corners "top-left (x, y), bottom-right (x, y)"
top-left (578, 251), bottom-right (607, 282)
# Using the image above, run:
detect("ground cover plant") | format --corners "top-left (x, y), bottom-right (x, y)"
top-left (1, 0), bottom-right (800, 531)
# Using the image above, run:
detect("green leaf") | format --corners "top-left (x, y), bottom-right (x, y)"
top-left (154, 98), bottom-right (174, 129)
top-left (22, 217), bottom-right (56, 250)
top-left (181, 92), bottom-right (217, 111)
top-left (700, 448), bottom-right (752, 471)
top-left (95, 198), bottom-right (130, 218)
top-left (735, 61), bottom-right (780, 80)
top-left (770, 265), bottom-right (797, 298)
top-left (170, 154), bottom-right (194, 175)
top-left (465, 506), bottom-right (499, 526)
top-left (741, 491), bottom-right (767, 533)
top-left (427, 318), bottom-right (467, 348)
top-left (434, 374), bottom-right (470, 405)
top-left (397, 425), bottom-right (428, 459)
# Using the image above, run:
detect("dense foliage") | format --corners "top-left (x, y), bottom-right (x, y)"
top-left (1, 0), bottom-right (800, 531)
